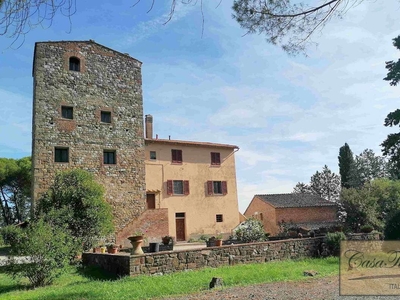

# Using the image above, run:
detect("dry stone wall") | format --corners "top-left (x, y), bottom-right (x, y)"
top-left (32, 41), bottom-right (146, 232)
top-left (83, 237), bottom-right (324, 277)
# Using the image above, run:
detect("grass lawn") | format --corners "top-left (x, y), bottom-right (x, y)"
top-left (0, 257), bottom-right (339, 300)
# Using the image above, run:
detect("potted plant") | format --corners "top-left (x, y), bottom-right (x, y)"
top-left (162, 235), bottom-right (172, 245)
top-left (106, 243), bottom-right (119, 254)
top-left (215, 234), bottom-right (223, 247)
top-left (100, 245), bottom-right (107, 253)
top-left (360, 224), bottom-right (374, 233)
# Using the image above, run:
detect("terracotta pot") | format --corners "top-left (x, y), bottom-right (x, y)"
top-left (215, 239), bottom-right (223, 247)
top-left (108, 247), bottom-right (118, 254)
top-left (162, 237), bottom-right (171, 245)
top-left (128, 236), bottom-right (144, 255)
top-left (93, 247), bottom-right (101, 253)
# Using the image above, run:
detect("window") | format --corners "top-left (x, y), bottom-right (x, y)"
top-left (167, 180), bottom-right (189, 195)
top-left (171, 149), bottom-right (182, 163)
top-left (207, 181), bottom-right (227, 195)
top-left (55, 147), bottom-right (69, 163)
top-left (150, 151), bottom-right (156, 160)
top-left (211, 152), bottom-right (221, 165)
top-left (61, 106), bottom-right (73, 119)
top-left (101, 111), bottom-right (111, 123)
top-left (69, 57), bottom-right (80, 72)
top-left (216, 214), bottom-right (223, 222)
top-left (103, 150), bottom-right (116, 164)
top-left (176, 212), bottom-right (185, 218)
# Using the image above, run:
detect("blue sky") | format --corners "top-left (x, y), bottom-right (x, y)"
top-left (0, 1), bottom-right (399, 212)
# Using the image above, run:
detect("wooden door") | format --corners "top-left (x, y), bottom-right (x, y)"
top-left (175, 218), bottom-right (185, 241)
top-left (146, 194), bottom-right (155, 209)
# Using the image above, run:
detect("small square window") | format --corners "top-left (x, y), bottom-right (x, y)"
top-left (103, 150), bottom-right (116, 164)
top-left (55, 147), bottom-right (69, 163)
top-left (61, 106), bottom-right (73, 119)
top-left (101, 111), bottom-right (111, 123)
top-left (216, 214), bottom-right (223, 222)
top-left (171, 149), bottom-right (182, 163)
top-left (211, 152), bottom-right (221, 165)
top-left (150, 151), bottom-right (156, 160)
top-left (69, 57), bottom-right (80, 72)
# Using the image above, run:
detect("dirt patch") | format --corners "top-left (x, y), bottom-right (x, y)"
top-left (164, 276), bottom-right (397, 299)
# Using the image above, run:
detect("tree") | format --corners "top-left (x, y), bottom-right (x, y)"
top-left (309, 165), bottom-right (341, 202)
top-left (292, 165), bottom-right (341, 202)
top-left (293, 182), bottom-right (311, 194)
top-left (0, 157), bottom-right (31, 225)
top-left (0, 0), bottom-right (76, 47)
top-left (382, 35), bottom-right (400, 178)
top-left (384, 36), bottom-right (400, 86)
top-left (338, 143), bottom-right (355, 189)
top-left (0, 0), bottom-right (387, 54)
top-left (340, 178), bottom-right (400, 233)
top-left (35, 169), bottom-right (114, 251)
top-left (352, 149), bottom-right (389, 187)
top-left (340, 187), bottom-right (383, 232)
top-left (5, 218), bottom-right (73, 287)
top-left (232, 0), bottom-right (376, 55)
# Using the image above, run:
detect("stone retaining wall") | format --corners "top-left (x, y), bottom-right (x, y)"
top-left (83, 237), bottom-right (324, 277)
top-left (82, 233), bottom-right (380, 277)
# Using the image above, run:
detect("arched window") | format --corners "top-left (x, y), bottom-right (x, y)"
top-left (69, 57), bottom-right (80, 72)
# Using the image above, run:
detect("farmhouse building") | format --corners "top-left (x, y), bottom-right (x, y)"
top-left (144, 115), bottom-right (240, 241)
top-left (31, 40), bottom-right (241, 244)
top-left (244, 194), bottom-right (338, 236)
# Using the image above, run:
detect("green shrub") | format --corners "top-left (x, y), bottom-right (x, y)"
top-left (325, 232), bottom-right (346, 254)
top-left (384, 210), bottom-right (400, 240)
top-left (35, 169), bottom-right (114, 251)
top-left (234, 218), bottom-right (267, 243)
top-left (5, 219), bottom-right (74, 287)
top-left (360, 224), bottom-right (374, 233)
top-left (0, 225), bottom-right (23, 246)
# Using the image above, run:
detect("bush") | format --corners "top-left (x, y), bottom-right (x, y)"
top-left (360, 224), bottom-right (374, 233)
top-left (35, 169), bottom-right (114, 251)
top-left (0, 225), bottom-right (23, 246)
top-left (384, 211), bottom-right (400, 240)
top-left (325, 232), bottom-right (346, 255)
top-left (234, 218), bottom-right (267, 243)
top-left (5, 219), bottom-right (74, 287)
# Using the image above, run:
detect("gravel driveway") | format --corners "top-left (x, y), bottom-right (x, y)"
top-left (164, 276), bottom-right (399, 300)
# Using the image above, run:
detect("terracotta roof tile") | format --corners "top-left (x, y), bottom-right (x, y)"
top-left (256, 193), bottom-right (336, 208)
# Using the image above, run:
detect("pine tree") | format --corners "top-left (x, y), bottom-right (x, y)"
top-left (338, 143), bottom-right (355, 188)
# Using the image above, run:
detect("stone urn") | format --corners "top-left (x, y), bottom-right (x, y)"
top-left (128, 235), bottom-right (144, 255)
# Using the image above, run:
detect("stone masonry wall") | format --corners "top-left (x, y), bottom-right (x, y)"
top-left (83, 237), bottom-right (324, 277)
top-left (32, 41), bottom-right (146, 232)
top-left (82, 233), bottom-right (380, 277)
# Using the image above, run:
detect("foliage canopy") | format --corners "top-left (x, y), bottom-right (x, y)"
top-left (35, 169), bottom-right (114, 251)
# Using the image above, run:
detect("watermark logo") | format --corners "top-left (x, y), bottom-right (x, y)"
top-left (340, 240), bottom-right (400, 295)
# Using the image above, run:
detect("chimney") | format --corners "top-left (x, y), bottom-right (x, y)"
top-left (145, 114), bottom-right (153, 139)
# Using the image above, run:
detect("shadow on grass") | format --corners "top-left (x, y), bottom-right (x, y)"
top-left (30, 291), bottom-right (95, 300)
top-left (76, 265), bottom-right (120, 281)
top-left (0, 246), bottom-right (11, 256)
top-left (0, 282), bottom-right (27, 294)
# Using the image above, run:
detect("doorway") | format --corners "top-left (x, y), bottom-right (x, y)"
top-left (175, 212), bottom-right (185, 241)
top-left (146, 194), bottom-right (155, 209)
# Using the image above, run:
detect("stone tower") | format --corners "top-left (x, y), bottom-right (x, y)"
top-left (31, 41), bottom-right (146, 236)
